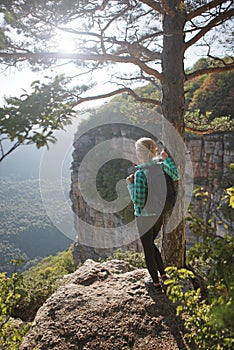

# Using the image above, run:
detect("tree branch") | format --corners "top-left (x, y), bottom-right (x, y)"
top-left (0, 51), bottom-right (162, 79)
top-left (73, 87), bottom-right (161, 106)
top-left (207, 54), bottom-right (233, 66)
top-left (187, 0), bottom-right (228, 21)
top-left (139, 0), bottom-right (164, 14)
top-left (0, 140), bottom-right (4, 159)
top-left (185, 126), bottom-right (229, 135)
top-left (101, 4), bottom-right (131, 33)
top-left (185, 8), bottom-right (234, 49)
top-left (186, 63), bottom-right (234, 81)
top-left (137, 31), bottom-right (164, 43)
top-left (57, 28), bottom-right (162, 60)
top-left (0, 141), bottom-right (21, 163)
top-left (57, 27), bottom-right (102, 39)
top-left (111, 43), bottom-right (161, 60)
top-left (114, 73), bottom-right (161, 88)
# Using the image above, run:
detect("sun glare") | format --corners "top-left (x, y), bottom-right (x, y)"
top-left (58, 37), bottom-right (76, 53)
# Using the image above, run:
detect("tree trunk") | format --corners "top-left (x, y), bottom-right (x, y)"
top-left (161, 2), bottom-right (186, 268)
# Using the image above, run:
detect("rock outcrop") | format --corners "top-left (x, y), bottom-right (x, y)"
top-left (70, 124), bottom-right (143, 266)
top-left (20, 260), bottom-right (189, 350)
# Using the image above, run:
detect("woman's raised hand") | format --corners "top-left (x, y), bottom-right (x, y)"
top-left (126, 174), bottom-right (135, 184)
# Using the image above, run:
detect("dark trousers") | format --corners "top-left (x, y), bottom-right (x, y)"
top-left (137, 214), bottom-right (166, 284)
top-left (137, 196), bottom-right (176, 284)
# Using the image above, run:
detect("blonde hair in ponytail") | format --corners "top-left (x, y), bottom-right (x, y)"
top-left (135, 137), bottom-right (157, 163)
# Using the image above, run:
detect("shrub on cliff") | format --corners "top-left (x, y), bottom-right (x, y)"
top-left (166, 187), bottom-right (234, 350)
top-left (166, 234), bottom-right (234, 350)
top-left (0, 262), bottom-right (30, 350)
top-left (109, 248), bottom-right (145, 269)
top-left (12, 249), bottom-right (75, 322)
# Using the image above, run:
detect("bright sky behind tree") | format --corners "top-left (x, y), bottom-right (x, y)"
top-left (0, 35), bottom-right (215, 106)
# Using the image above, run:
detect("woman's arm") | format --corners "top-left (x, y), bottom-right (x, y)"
top-left (161, 157), bottom-right (180, 181)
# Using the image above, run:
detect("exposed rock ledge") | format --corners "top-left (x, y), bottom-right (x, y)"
top-left (20, 260), bottom-right (190, 350)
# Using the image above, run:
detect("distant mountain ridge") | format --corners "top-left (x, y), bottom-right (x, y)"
top-left (0, 142), bottom-right (72, 180)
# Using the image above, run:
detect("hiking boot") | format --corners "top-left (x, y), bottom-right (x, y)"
top-left (144, 278), bottom-right (163, 294)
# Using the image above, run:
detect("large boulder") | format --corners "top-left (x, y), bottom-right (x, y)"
top-left (20, 260), bottom-right (189, 350)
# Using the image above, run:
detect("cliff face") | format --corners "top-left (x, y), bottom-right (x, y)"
top-left (70, 128), bottom-right (234, 265)
top-left (187, 132), bottom-right (233, 185)
top-left (20, 259), bottom-right (189, 350)
top-left (70, 124), bottom-right (143, 266)
top-left (186, 132), bottom-right (234, 241)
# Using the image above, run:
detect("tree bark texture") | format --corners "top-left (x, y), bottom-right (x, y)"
top-left (161, 1), bottom-right (186, 268)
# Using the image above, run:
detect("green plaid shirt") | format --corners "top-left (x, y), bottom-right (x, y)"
top-left (127, 157), bottom-right (180, 216)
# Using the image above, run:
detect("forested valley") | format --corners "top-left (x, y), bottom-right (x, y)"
top-left (0, 177), bottom-right (72, 274)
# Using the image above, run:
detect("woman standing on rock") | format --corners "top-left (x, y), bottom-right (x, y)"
top-left (126, 137), bottom-right (180, 293)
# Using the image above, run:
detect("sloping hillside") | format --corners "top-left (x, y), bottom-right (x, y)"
top-left (0, 177), bottom-right (72, 273)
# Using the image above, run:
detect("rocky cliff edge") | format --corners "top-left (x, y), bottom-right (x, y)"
top-left (20, 259), bottom-right (190, 350)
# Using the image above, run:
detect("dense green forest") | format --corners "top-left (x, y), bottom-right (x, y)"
top-left (0, 178), bottom-right (72, 274)
top-left (185, 58), bottom-right (234, 118)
